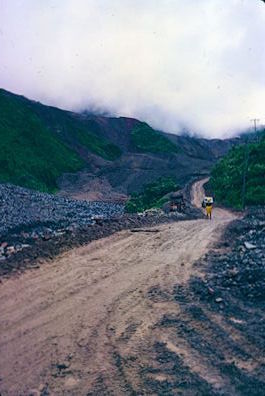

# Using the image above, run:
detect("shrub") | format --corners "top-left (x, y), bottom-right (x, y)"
top-left (125, 177), bottom-right (180, 213)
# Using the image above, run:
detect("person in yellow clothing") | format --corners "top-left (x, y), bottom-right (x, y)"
top-left (205, 202), bottom-right (213, 220)
top-left (202, 197), bottom-right (214, 219)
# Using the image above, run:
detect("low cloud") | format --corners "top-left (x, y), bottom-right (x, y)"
top-left (1, 0), bottom-right (265, 138)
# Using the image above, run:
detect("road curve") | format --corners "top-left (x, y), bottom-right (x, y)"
top-left (0, 179), bottom-right (236, 395)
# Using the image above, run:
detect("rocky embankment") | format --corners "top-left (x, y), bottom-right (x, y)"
top-left (193, 207), bottom-right (265, 307)
top-left (0, 183), bottom-right (202, 277)
top-left (0, 183), bottom-right (125, 235)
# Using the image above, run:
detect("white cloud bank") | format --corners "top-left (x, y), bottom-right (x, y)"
top-left (0, 0), bottom-right (265, 137)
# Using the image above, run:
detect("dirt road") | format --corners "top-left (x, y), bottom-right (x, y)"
top-left (0, 179), bottom-right (236, 395)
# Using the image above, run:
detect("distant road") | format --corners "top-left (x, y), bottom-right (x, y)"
top-left (0, 179), bottom-right (236, 395)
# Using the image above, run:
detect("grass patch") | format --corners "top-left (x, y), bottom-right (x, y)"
top-left (131, 123), bottom-right (179, 154)
top-left (74, 126), bottom-right (121, 160)
top-left (50, 114), bottom-right (122, 161)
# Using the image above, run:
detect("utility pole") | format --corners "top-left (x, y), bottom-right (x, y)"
top-left (250, 118), bottom-right (260, 133)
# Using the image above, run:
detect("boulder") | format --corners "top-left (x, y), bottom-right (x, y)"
top-left (244, 242), bottom-right (257, 250)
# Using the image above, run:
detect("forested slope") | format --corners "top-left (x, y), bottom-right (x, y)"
top-left (209, 133), bottom-right (265, 208)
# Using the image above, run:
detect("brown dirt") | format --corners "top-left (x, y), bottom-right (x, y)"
top-left (0, 179), bottom-right (236, 395)
top-left (58, 174), bottom-right (128, 203)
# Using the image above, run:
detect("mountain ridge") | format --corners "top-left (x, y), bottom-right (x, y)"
top-left (0, 88), bottom-right (238, 200)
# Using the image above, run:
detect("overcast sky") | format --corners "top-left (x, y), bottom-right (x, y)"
top-left (0, 0), bottom-right (265, 138)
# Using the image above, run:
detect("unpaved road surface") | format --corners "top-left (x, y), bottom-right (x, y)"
top-left (0, 179), bottom-right (236, 395)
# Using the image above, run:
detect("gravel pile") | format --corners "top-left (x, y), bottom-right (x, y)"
top-left (0, 183), bottom-right (124, 237)
top-left (191, 206), bottom-right (265, 307)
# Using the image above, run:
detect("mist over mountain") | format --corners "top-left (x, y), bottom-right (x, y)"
top-left (1, 0), bottom-right (265, 138)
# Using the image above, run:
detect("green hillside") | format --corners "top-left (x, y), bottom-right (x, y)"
top-left (0, 91), bottom-right (86, 192)
top-left (209, 133), bottom-right (265, 208)
top-left (71, 123), bottom-right (121, 160)
top-left (131, 123), bottom-right (179, 154)
top-left (32, 105), bottom-right (122, 161)
top-left (0, 90), bottom-right (121, 192)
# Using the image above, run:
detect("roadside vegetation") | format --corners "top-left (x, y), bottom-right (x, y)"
top-left (125, 177), bottom-right (179, 213)
top-left (209, 132), bottom-right (265, 208)
top-left (131, 123), bottom-right (179, 154)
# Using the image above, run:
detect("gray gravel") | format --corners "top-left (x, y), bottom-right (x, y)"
top-left (0, 183), bottom-right (124, 236)
top-left (192, 206), bottom-right (265, 305)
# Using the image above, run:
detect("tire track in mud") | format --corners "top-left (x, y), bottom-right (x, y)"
top-left (0, 179), bottom-right (238, 395)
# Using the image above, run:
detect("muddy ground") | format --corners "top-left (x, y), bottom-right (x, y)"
top-left (0, 180), bottom-right (264, 395)
top-left (0, 208), bottom-right (202, 279)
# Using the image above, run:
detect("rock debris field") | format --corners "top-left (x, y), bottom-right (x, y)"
top-left (193, 206), bottom-right (265, 306)
top-left (0, 183), bottom-right (125, 236)
top-left (0, 183), bottom-right (199, 277)
top-left (0, 183), bottom-right (123, 270)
